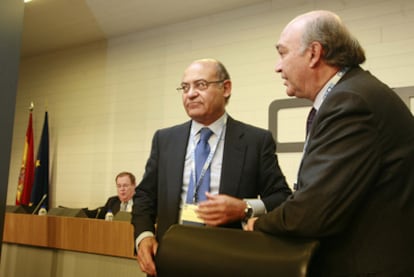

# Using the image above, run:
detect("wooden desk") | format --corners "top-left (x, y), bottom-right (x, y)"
top-left (2, 212), bottom-right (135, 259)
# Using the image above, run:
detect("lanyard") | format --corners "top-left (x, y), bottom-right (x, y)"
top-left (190, 125), bottom-right (224, 203)
top-left (303, 67), bottom-right (349, 151)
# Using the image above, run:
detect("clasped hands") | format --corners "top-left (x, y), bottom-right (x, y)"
top-left (198, 192), bottom-right (258, 230)
top-left (195, 192), bottom-right (246, 226)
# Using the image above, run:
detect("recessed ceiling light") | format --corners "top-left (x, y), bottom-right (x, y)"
top-left (24, 0), bottom-right (32, 3)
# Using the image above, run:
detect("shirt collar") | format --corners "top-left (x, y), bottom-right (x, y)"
top-left (191, 113), bottom-right (227, 137)
top-left (313, 67), bottom-right (348, 111)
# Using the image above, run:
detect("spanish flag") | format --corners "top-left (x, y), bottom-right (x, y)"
top-left (16, 111), bottom-right (35, 205)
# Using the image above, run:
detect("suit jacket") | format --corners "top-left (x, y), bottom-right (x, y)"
top-left (97, 195), bottom-right (121, 219)
top-left (131, 115), bottom-right (291, 240)
top-left (255, 67), bottom-right (414, 276)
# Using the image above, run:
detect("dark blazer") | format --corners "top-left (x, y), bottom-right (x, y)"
top-left (255, 67), bottom-right (414, 276)
top-left (132, 115), bottom-right (291, 240)
top-left (97, 195), bottom-right (121, 219)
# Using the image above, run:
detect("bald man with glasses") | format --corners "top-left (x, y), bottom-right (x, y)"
top-left (131, 58), bottom-right (292, 276)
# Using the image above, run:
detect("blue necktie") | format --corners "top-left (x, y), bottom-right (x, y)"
top-left (186, 128), bottom-right (213, 203)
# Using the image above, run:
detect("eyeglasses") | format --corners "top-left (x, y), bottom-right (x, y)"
top-left (117, 184), bottom-right (133, 189)
top-left (176, 79), bottom-right (226, 93)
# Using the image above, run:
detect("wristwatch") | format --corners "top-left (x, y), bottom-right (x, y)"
top-left (243, 200), bottom-right (253, 222)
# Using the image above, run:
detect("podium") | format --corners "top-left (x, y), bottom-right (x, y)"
top-left (1, 212), bottom-right (146, 277)
top-left (2, 212), bottom-right (135, 258)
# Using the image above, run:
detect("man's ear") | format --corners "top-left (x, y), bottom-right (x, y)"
top-left (309, 41), bottom-right (323, 68)
top-left (223, 79), bottom-right (232, 99)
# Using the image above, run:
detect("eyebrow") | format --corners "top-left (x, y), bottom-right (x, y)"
top-left (275, 43), bottom-right (285, 51)
top-left (181, 79), bottom-right (206, 84)
top-left (276, 44), bottom-right (289, 54)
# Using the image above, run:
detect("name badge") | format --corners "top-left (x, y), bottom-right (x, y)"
top-left (180, 204), bottom-right (205, 226)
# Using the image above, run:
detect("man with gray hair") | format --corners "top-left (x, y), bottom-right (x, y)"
top-left (245, 10), bottom-right (414, 276)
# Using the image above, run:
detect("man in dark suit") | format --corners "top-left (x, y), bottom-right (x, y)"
top-left (131, 58), bottom-right (292, 276)
top-left (245, 10), bottom-right (414, 276)
top-left (98, 171), bottom-right (136, 218)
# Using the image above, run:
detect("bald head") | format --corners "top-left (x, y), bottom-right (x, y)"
top-left (274, 10), bottom-right (366, 101)
top-left (288, 10), bottom-right (340, 26)
top-left (283, 10), bottom-right (365, 68)
top-left (187, 58), bottom-right (231, 81)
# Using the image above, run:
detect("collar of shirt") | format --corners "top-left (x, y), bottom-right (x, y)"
top-left (121, 199), bottom-right (133, 206)
top-left (190, 112), bottom-right (228, 142)
top-left (313, 67), bottom-right (349, 111)
top-left (123, 199), bottom-right (133, 212)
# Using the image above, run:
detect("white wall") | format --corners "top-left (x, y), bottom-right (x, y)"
top-left (7, 0), bottom-right (414, 209)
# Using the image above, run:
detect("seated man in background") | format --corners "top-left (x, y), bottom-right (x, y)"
top-left (98, 171), bottom-right (136, 218)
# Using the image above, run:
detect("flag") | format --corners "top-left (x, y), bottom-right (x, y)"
top-left (16, 112), bottom-right (35, 205)
top-left (30, 111), bottom-right (49, 209)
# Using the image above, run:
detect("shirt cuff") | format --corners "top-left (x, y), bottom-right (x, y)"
top-left (135, 231), bottom-right (155, 251)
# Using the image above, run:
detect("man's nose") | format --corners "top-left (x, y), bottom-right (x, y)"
top-left (275, 60), bottom-right (282, 73)
top-left (187, 86), bottom-right (199, 97)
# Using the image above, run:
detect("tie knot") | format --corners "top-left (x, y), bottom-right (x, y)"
top-left (199, 128), bottom-right (213, 142)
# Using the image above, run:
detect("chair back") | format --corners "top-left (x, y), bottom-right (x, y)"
top-left (156, 224), bottom-right (319, 277)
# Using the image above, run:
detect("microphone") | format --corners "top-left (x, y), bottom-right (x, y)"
top-left (32, 194), bottom-right (48, 215)
top-left (95, 208), bottom-right (101, 219)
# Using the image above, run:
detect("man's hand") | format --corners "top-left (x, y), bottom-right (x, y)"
top-left (137, 236), bottom-right (158, 276)
top-left (243, 217), bottom-right (258, 231)
top-left (196, 192), bottom-right (246, 226)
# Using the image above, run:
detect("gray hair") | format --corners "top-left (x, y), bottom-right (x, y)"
top-left (300, 12), bottom-right (366, 67)
top-left (215, 60), bottom-right (231, 81)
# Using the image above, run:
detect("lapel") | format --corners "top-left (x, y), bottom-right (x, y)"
top-left (295, 67), bottom-right (362, 191)
top-left (219, 117), bottom-right (246, 195)
top-left (165, 121), bottom-right (191, 208)
top-left (109, 197), bottom-right (121, 214)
